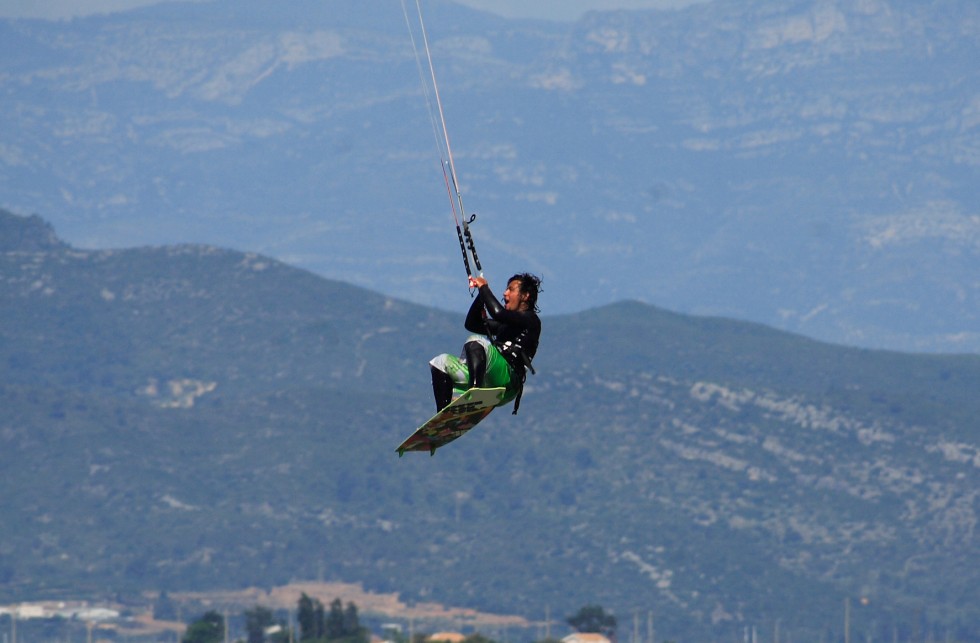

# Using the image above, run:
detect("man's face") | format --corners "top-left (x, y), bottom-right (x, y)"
top-left (502, 279), bottom-right (527, 311)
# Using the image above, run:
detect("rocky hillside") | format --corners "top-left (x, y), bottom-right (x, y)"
top-left (2, 210), bottom-right (979, 641)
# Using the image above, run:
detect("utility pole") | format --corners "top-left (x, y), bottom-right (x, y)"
top-left (844, 598), bottom-right (851, 643)
top-left (633, 611), bottom-right (639, 643)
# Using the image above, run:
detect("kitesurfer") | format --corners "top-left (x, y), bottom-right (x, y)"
top-left (430, 273), bottom-right (542, 414)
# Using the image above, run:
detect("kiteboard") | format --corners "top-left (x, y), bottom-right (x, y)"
top-left (396, 387), bottom-right (506, 456)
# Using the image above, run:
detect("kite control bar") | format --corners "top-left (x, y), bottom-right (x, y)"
top-left (462, 214), bottom-right (482, 276)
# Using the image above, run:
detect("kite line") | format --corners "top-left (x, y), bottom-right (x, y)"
top-left (400, 0), bottom-right (483, 280)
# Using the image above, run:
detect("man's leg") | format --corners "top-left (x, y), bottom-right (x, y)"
top-left (463, 341), bottom-right (487, 389)
top-left (429, 353), bottom-right (469, 411)
top-left (430, 365), bottom-right (454, 411)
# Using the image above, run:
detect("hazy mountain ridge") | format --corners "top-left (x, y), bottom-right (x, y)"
top-left (3, 209), bottom-right (980, 640)
top-left (0, 0), bottom-right (976, 353)
top-left (1, 239), bottom-right (451, 400)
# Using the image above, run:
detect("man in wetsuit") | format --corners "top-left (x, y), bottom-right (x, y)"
top-left (429, 272), bottom-right (542, 414)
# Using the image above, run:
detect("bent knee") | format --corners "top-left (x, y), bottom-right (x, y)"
top-left (429, 353), bottom-right (452, 371)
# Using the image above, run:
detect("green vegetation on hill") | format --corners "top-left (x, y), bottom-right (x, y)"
top-left (2, 210), bottom-right (979, 642)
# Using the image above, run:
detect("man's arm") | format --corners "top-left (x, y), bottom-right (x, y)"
top-left (464, 292), bottom-right (488, 334)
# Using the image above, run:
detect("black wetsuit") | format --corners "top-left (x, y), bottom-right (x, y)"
top-left (464, 284), bottom-right (540, 413)
top-left (465, 283), bottom-right (540, 373)
top-left (429, 283), bottom-right (541, 413)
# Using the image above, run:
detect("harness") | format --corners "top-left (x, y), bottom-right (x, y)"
top-left (495, 337), bottom-right (536, 415)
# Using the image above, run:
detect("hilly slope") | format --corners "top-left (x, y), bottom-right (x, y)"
top-left (2, 210), bottom-right (980, 641)
top-left (0, 0), bottom-right (977, 351)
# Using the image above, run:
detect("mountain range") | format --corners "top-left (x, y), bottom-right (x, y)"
top-left (0, 0), bottom-right (977, 353)
top-left (2, 209), bottom-right (980, 641)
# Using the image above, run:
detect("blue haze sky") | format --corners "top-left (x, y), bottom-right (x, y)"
top-left (0, 0), bottom-right (707, 20)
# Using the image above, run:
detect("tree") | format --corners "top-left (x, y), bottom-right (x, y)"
top-left (294, 595), bottom-right (366, 643)
top-left (298, 593), bottom-right (325, 641)
top-left (315, 600), bottom-right (326, 639)
top-left (245, 606), bottom-right (275, 643)
top-left (182, 610), bottom-right (223, 643)
top-left (325, 598), bottom-right (346, 640)
top-left (567, 605), bottom-right (617, 639)
top-left (342, 601), bottom-right (360, 638)
top-left (327, 599), bottom-right (367, 643)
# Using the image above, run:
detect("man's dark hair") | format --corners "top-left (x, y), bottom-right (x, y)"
top-left (510, 273), bottom-right (542, 313)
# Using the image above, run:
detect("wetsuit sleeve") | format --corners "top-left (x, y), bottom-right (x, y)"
top-left (464, 293), bottom-right (489, 334)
